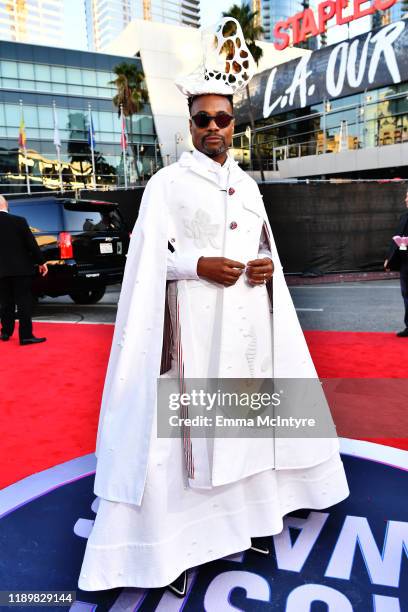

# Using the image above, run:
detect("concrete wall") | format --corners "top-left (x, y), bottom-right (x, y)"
top-left (278, 143), bottom-right (408, 179)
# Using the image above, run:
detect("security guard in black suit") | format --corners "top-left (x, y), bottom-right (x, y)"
top-left (384, 189), bottom-right (408, 338)
top-left (0, 195), bottom-right (48, 345)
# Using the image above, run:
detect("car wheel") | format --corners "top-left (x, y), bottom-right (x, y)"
top-left (68, 288), bottom-right (106, 304)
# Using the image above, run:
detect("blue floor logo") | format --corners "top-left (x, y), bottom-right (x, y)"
top-left (0, 441), bottom-right (407, 611)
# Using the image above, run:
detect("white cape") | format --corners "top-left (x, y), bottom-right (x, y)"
top-left (93, 153), bottom-right (340, 506)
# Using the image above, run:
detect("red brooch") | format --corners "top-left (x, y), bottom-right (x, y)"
top-left (230, 221), bottom-right (238, 230)
top-left (228, 187), bottom-right (235, 195)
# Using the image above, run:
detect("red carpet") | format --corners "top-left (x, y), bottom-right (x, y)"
top-left (305, 330), bottom-right (408, 378)
top-left (0, 324), bottom-right (407, 489)
top-left (305, 330), bottom-right (408, 451)
top-left (0, 323), bottom-right (113, 489)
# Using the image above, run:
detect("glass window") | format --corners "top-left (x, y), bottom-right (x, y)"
top-left (67, 84), bottom-right (83, 95)
top-left (5, 104), bottom-right (19, 127)
top-left (26, 127), bottom-right (41, 139)
top-left (131, 115), bottom-right (142, 133)
top-left (51, 82), bottom-right (67, 94)
top-left (38, 106), bottom-right (51, 129)
top-left (58, 108), bottom-right (70, 130)
top-left (35, 81), bottom-right (51, 93)
top-left (18, 62), bottom-right (35, 80)
top-left (51, 66), bottom-right (66, 83)
top-left (96, 71), bottom-right (110, 87)
top-left (9, 202), bottom-right (62, 232)
top-left (91, 112), bottom-right (100, 132)
top-left (98, 111), bottom-right (114, 132)
top-left (34, 64), bottom-right (51, 81)
top-left (97, 87), bottom-right (112, 98)
top-left (1, 61), bottom-right (18, 78)
top-left (38, 128), bottom-right (54, 139)
top-left (67, 111), bottom-right (86, 132)
top-left (66, 67), bottom-right (82, 85)
top-left (63, 205), bottom-right (124, 232)
top-left (20, 80), bottom-right (37, 91)
top-left (131, 115), bottom-right (153, 134)
top-left (24, 106), bottom-right (38, 127)
top-left (83, 85), bottom-right (98, 97)
top-left (325, 109), bottom-right (355, 129)
top-left (378, 86), bottom-right (392, 100)
top-left (96, 131), bottom-right (113, 143)
top-left (84, 70), bottom-right (97, 86)
top-left (5, 126), bottom-right (18, 138)
top-left (0, 104), bottom-right (5, 126)
top-left (142, 116), bottom-right (153, 134)
top-left (396, 97), bottom-right (408, 114)
top-left (2, 78), bottom-right (19, 89)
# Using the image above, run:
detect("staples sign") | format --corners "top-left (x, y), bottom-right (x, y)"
top-left (274, 0), bottom-right (399, 50)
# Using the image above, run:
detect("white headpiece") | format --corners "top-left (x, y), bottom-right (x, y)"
top-left (175, 17), bottom-right (257, 98)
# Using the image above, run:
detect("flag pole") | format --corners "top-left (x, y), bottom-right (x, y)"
top-left (53, 101), bottom-right (63, 192)
top-left (88, 103), bottom-right (96, 189)
top-left (57, 143), bottom-right (63, 192)
top-left (123, 143), bottom-right (128, 190)
top-left (120, 104), bottom-right (128, 189)
top-left (19, 99), bottom-right (31, 194)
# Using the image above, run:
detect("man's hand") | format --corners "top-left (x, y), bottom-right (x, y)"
top-left (197, 257), bottom-right (245, 287)
top-left (246, 258), bottom-right (274, 286)
top-left (39, 263), bottom-right (48, 276)
top-left (384, 259), bottom-right (390, 272)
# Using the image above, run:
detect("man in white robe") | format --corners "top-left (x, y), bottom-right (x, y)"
top-left (78, 17), bottom-right (349, 598)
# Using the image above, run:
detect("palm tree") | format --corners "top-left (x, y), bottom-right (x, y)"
top-left (110, 62), bottom-right (149, 181)
top-left (222, 3), bottom-right (265, 181)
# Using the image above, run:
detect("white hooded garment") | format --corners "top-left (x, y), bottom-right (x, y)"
top-left (78, 151), bottom-right (349, 591)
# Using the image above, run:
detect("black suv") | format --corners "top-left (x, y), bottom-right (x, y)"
top-left (8, 196), bottom-right (130, 303)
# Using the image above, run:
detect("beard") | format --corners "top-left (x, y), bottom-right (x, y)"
top-left (200, 135), bottom-right (227, 157)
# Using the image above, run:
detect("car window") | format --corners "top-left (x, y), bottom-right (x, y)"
top-left (8, 202), bottom-right (62, 233)
top-left (62, 206), bottom-right (124, 232)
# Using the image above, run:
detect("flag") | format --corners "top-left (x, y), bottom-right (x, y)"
top-left (88, 111), bottom-right (96, 150)
top-left (120, 108), bottom-right (127, 151)
top-left (53, 105), bottom-right (61, 150)
top-left (18, 113), bottom-right (26, 149)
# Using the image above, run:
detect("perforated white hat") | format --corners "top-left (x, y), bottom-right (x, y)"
top-left (175, 17), bottom-right (256, 97)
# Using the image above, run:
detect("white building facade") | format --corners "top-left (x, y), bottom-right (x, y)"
top-left (105, 18), bottom-right (310, 165)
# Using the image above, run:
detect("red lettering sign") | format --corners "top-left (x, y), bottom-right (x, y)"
top-left (273, 0), bottom-right (399, 50)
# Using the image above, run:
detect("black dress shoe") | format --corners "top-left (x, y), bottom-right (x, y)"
top-left (166, 570), bottom-right (187, 598)
top-left (396, 328), bottom-right (408, 337)
top-left (249, 538), bottom-right (270, 556)
top-left (20, 336), bottom-right (47, 345)
top-left (0, 334), bottom-right (10, 341)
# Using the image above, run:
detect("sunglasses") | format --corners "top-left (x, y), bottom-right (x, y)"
top-left (191, 112), bottom-right (234, 129)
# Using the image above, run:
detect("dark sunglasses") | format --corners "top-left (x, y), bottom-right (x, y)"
top-left (191, 112), bottom-right (234, 129)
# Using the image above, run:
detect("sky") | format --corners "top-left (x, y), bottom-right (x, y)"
top-left (200, 0), bottom-right (235, 27)
top-left (62, 0), bottom-right (370, 52)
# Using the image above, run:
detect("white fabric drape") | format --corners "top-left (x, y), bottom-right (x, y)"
top-left (79, 150), bottom-right (349, 591)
